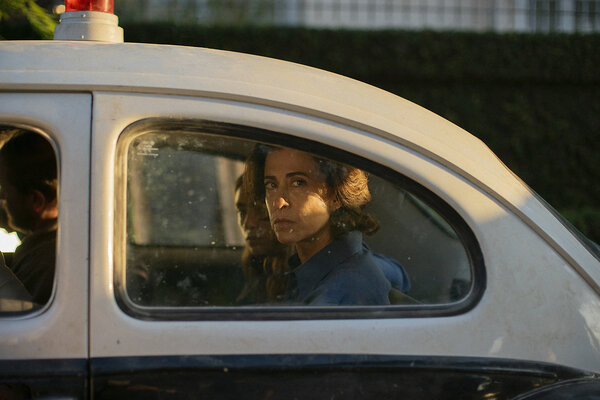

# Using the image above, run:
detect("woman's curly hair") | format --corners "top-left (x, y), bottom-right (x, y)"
top-left (244, 144), bottom-right (379, 240)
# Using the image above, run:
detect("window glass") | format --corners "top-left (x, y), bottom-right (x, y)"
top-left (0, 126), bottom-right (58, 314)
top-left (116, 121), bottom-right (481, 317)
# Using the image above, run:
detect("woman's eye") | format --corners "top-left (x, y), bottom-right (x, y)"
top-left (291, 179), bottom-right (306, 187)
top-left (264, 181), bottom-right (276, 190)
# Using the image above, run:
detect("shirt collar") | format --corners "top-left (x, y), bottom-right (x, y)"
top-left (288, 231), bottom-right (363, 298)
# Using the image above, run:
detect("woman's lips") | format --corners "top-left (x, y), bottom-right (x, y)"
top-left (273, 218), bottom-right (294, 231)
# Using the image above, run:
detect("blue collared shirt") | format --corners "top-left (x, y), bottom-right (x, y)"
top-left (284, 231), bottom-right (391, 306)
top-left (370, 247), bottom-right (411, 293)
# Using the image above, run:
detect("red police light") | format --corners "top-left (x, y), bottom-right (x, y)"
top-left (65, 0), bottom-right (114, 13)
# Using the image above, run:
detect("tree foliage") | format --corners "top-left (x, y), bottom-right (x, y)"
top-left (0, 0), bottom-right (56, 39)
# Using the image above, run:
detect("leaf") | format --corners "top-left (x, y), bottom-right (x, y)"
top-left (0, 0), bottom-right (56, 39)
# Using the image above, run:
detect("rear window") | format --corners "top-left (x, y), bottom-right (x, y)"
top-left (115, 119), bottom-right (484, 319)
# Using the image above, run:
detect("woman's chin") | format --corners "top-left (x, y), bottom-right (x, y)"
top-left (274, 231), bottom-right (297, 245)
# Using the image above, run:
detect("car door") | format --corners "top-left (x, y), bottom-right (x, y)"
top-left (88, 91), bottom-right (600, 399)
top-left (0, 93), bottom-right (91, 399)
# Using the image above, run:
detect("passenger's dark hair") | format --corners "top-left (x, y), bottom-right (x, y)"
top-left (235, 172), bottom-right (290, 303)
top-left (244, 144), bottom-right (379, 239)
top-left (235, 174), bottom-right (244, 192)
top-left (0, 130), bottom-right (57, 202)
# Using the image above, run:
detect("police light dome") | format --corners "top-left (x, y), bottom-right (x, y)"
top-left (54, 0), bottom-right (123, 43)
top-left (66, 0), bottom-right (114, 13)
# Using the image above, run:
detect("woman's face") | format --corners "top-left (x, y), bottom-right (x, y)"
top-left (235, 185), bottom-right (280, 256)
top-left (264, 148), bottom-right (337, 246)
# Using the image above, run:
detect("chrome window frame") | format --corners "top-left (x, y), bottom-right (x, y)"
top-left (114, 118), bottom-right (486, 321)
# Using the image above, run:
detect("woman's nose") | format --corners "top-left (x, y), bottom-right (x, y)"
top-left (266, 185), bottom-right (290, 212)
top-left (273, 192), bottom-right (289, 210)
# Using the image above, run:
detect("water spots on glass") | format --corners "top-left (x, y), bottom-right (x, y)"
top-left (196, 273), bottom-right (207, 282)
top-left (176, 277), bottom-right (192, 290)
top-left (128, 133), bottom-right (223, 246)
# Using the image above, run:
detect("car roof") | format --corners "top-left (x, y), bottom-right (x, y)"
top-left (1, 40), bottom-right (599, 289)
top-left (0, 41), bottom-right (505, 186)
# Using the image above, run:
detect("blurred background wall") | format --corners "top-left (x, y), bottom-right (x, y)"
top-left (114, 0), bottom-right (600, 33)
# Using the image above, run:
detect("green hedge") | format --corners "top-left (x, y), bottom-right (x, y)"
top-left (3, 22), bottom-right (599, 243)
top-left (123, 25), bottom-right (600, 84)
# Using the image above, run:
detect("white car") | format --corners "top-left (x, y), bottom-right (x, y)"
top-left (1, 4), bottom-right (599, 399)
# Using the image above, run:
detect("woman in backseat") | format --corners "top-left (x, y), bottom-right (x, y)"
top-left (246, 145), bottom-right (391, 306)
top-left (234, 174), bottom-right (290, 304)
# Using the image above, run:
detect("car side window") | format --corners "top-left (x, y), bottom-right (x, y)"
top-left (115, 120), bottom-right (483, 319)
top-left (0, 126), bottom-right (58, 314)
